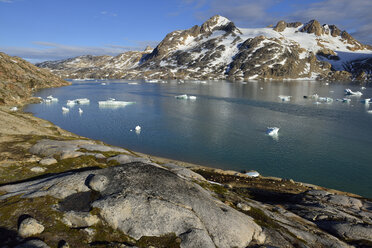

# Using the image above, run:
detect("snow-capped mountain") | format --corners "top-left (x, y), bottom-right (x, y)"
top-left (37, 15), bottom-right (372, 81)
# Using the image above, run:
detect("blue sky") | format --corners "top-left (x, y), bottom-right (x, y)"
top-left (1, 0), bottom-right (371, 62)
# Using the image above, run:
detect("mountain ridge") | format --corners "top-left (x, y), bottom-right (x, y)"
top-left (37, 15), bottom-right (372, 81)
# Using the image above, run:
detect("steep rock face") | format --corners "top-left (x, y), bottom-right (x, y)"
top-left (37, 16), bottom-right (372, 81)
top-left (0, 52), bottom-right (69, 105)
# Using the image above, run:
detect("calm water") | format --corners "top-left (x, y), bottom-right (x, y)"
top-left (25, 80), bottom-right (372, 197)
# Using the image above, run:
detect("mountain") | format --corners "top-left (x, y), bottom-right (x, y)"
top-left (0, 51), bottom-right (69, 105)
top-left (37, 15), bottom-right (372, 81)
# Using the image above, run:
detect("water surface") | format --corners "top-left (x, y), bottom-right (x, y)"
top-left (25, 80), bottom-right (372, 197)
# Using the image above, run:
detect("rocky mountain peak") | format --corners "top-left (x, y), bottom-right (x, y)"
top-left (300, 20), bottom-right (323, 36)
top-left (144, 45), bottom-right (153, 52)
top-left (273, 20), bottom-right (303, 32)
top-left (200, 15), bottom-right (240, 34)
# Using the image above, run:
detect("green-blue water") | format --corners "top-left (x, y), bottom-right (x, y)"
top-left (25, 80), bottom-right (372, 197)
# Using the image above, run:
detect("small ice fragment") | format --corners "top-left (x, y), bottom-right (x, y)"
top-left (278, 95), bottom-right (291, 101)
top-left (101, 83), bottom-right (106, 85)
top-left (361, 87), bottom-right (366, 90)
top-left (135, 125), bottom-right (141, 131)
top-left (78, 108), bottom-right (83, 114)
top-left (361, 98), bottom-right (371, 104)
top-left (62, 107), bottom-right (69, 112)
top-left (345, 89), bottom-right (362, 96)
top-left (246, 171), bottom-right (260, 177)
top-left (175, 94), bottom-right (188, 99)
top-left (188, 96), bottom-right (197, 100)
top-left (314, 102), bottom-right (321, 105)
top-left (10, 106), bottom-right (18, 111)
top-left (367, 110), bottom-right (372, 114)
top-left (260, 87), bottom-right (264, 90)
top-left (266, 127), bottom-right (279, 136)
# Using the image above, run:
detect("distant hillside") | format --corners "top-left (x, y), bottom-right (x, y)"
top-left (0, 51), bottom-right (69, 105)
top-left (37, 16), bottom-right (372, 81)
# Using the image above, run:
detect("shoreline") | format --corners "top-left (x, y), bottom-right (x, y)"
top-left (0, 99), bottom-right (365, 200)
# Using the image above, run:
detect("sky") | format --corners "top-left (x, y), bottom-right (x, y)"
top-left (1, 0), bottom-right (371, 63)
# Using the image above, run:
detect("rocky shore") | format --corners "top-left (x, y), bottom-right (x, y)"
top-left (0, 101), bottom-right (371, 247)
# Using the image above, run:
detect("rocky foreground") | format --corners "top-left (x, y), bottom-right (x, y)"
top-left (0, 106), bottom-right (371, 248)
top-left (37, 15), bottom-right (372, 82)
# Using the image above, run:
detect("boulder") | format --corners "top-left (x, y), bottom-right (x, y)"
top-left (18, 217), bottom-right (45, 238)
top-left (30, 167), bottom-right (46, 173)
top-left (15, 239), bottom-right (50, 248)
top-left (62, 211), bottom-right (100, 228)
top-left (39, 157), bottom-right (57, 166)
top-left (87, 174), bottom-right (109, 192)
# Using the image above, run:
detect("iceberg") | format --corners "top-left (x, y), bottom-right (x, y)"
top-left (367, 110), bottom-right (372, 114)
top-left (101, 83), bottom-right (107, 85)
top-left (66, 98), bottom-right (90, 105)
top-left (175, 94), bottom-right (188, 99)
top-left (361, 98), bottom-right (371, 104)
top-left (188, 96), bottom-right (197, 100)
top-left (345, 89), bottom-right (362, 96)
top-left (128, 82), bottom-right (139, 85)
top-left (245, 171), bottom-right (260, 177)
top-left (146, 79), bottom-right (159, 83)
top-left (361, 87), bottom-right (366, 90)
top-left (318, 97), bottom-right (333, 103)
top-left (78, 108), bottom-right (83, 114)
top-left (98, 98), bottom-right (135, 108)
top-left (266, 127), bottom-right (279, 136)
top-left (44, 95), bottom-right (58, 103)
top-left (278, 95), bottom-right (291, 101)
top-left (62, 107), bottom-right (69, 113)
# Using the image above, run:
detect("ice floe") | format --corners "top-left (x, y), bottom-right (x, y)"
top-left (245, 171), bottom-right (260, 177)
top-left (78, 108), bottom-right (83, 114)
top-left (345, 89), bottom-right (362, 96)
top-left (98, 98), bottom-right (135, 108)
top-left (266, 127), bottom-right (279, 136)
top-left (66, 98), bottom-right (90, 106)
top-left (62, 107), bottom-right (69, 113)
top-left (278, 95), bottom-right (291, 102)
top-left (175, 94), bottom-right (197, 100)
top-left (44, 95), bottom-right (58, 103)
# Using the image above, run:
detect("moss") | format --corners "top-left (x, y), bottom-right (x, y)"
top-left (136, 233), bottom-right (181, 248)
top-left (244, 207), bottom-right (281, 229)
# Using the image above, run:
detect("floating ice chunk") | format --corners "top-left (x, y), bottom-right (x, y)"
top-left (62, 107), bottom-right (69, 112)
top-left (260, 87), bottom-right (264, 90)
top-left (188, 96), bottom-right (197, 100)
top-left (10, 106), bottom-right (18, 111)
top-left (310, 94), bottom-right (319, 99)
top-left (245, 171), bottom-right (260, 177)
top-left (46, 95), bottom-right (58, 102)
top-left (98, 99), bottom-right (135, 108)
top-left (101, 83), bottom-right (106, 85)
top-left (314, 102), bottom-right (322, 105)
top-left (266, 127), bottom-right (279, 136)
top-left (278, 95), bottom-right (291, 101)
top-left (345, 89), bottom-right (362, 96)
top-left (128, 82), bottom-right (139, 85)
top-left (76, 98), bottom-right (90, 104)
top-left (66, 100), bottom-right (76, 106)
top-left (146, 79), bottom-right (159, 83)
top-left (318, 97), bottom-right (333, 103)
top-left (361, 87), bottom-right (366, 90)
top-left (78, 108), bottom-right (83, 114)
top-left (361, 98), bottom-right (371, 104)
top-left (367, 110), bottom-right (372, 114)
top-left (175, 94), bottom-right (188, 99)
top-left (135, 125), bottom-right (141, 134)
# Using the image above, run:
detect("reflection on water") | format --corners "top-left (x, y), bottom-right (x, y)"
top-left (25, 80), bottom-right (372, 197)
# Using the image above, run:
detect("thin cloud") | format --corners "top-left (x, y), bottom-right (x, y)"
top-left (0, 0), bottom-right (13, 3)
top-left (100, 11), bottom-right (117, 17)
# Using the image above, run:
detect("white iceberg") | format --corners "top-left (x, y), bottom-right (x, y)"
top-left (188, 96), bottom-right (197, 100)
top-left (367, 110), bottom-right (372, 114)
top-left (98, 98), bottom-right (135, 108)
top-left (44, 95), bottom-right (58, 103)
top-left (128, 82), bottom-right (139, 85)
top-left (245, 171), bottom-right (260, 177)
top-left (361, 87), bottom-right (366, 90)
top-left (62, 107), bottom-right (69, 113)
top-left (345, 89), bottom-right (362, 96)
top-left (10, 106), bottom-right (18, 112)
top-left (78, 108), bottom-right (83, 114)
top-left (361, 98), bottom-right (371, 104)
top-left (318, 97), bottom-right (333, 103)
top-left (278, 95), bottom-right (291, 102)
top-left (266, 127), bottom-right (279, 136)
top-left (101, 83), bottom-right (107, 85)
top-left (66, 98), bottom-right (90, 105)
top-left (175, 94), bottom-right (188, 99)
top-left (146, 79), bottom-right (159, 83)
